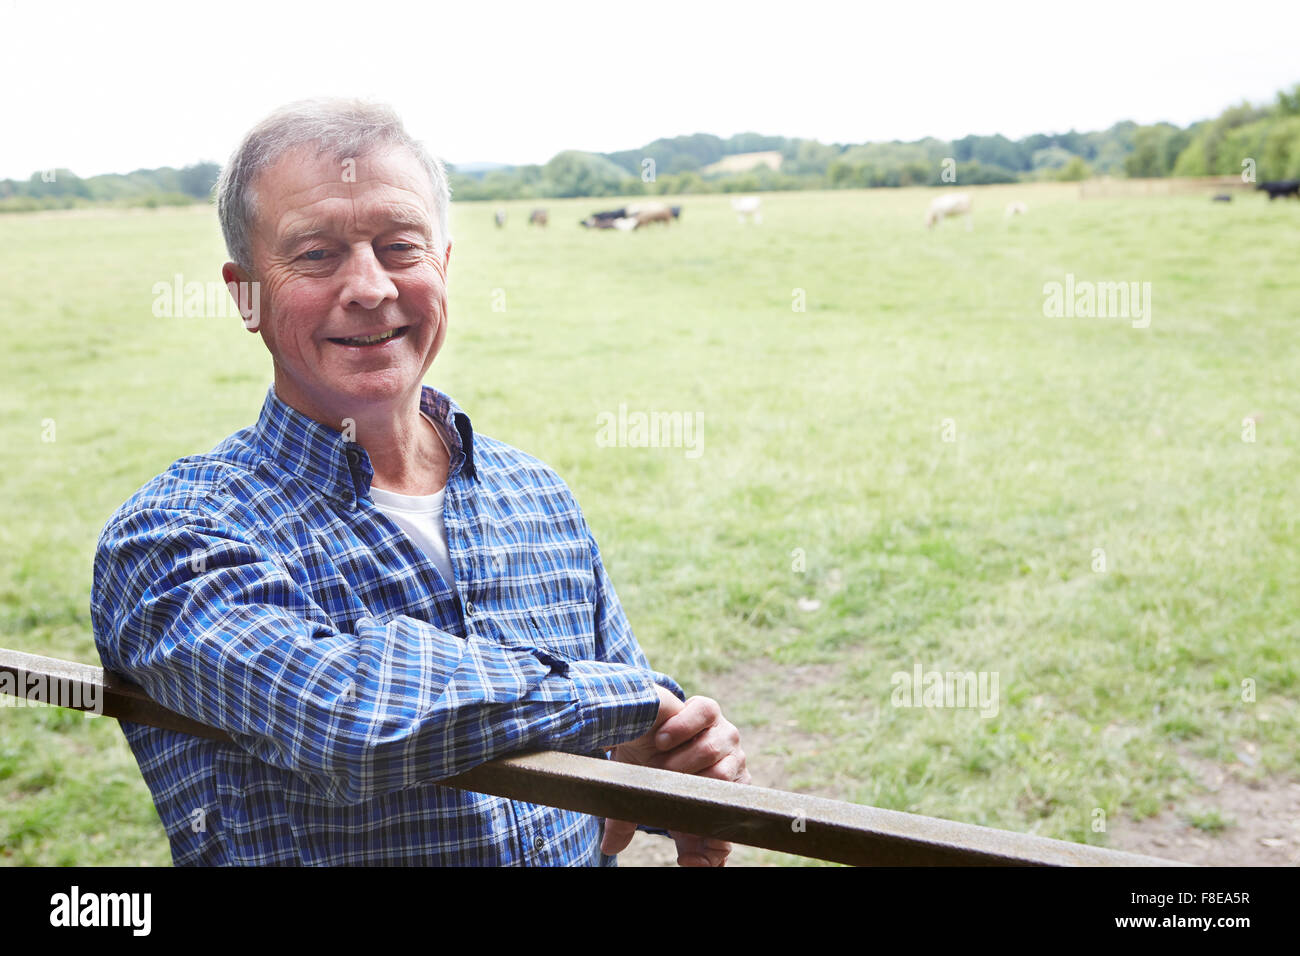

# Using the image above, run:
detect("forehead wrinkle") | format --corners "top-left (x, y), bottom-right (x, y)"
top-left (366, 198), bottom-right (434, 236)
top-left (275, 215), bottom-right (426, 262)
top-left (259, 149), bottom-right (441, 258)
top-left (277, 192), bottom-right (432, 243)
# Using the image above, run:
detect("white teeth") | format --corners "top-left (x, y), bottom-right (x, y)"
top-left (339, 329), bottom-right (399, 346)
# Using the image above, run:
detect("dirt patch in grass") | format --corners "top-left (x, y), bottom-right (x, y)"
top-left (618, 660), bottom-right (1300, 867)
top-left (616, 659), bottom-right (848, 867)
top-left (1106, 755), bottom-right (1300, 866)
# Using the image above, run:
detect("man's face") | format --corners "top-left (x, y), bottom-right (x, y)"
top-left (232, 144), bottom-right (450, 428)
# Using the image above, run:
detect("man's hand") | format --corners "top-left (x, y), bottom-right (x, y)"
top-left (601, 686), bottom-right (749, 866)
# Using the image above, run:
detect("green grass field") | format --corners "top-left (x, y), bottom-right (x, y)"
top-left (2, 183), bottom-right (1297, 865)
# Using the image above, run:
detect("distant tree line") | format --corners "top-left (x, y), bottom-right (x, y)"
top-left (0, 162), bottom-right (220, 212)
top-left (449, 82), bottom-right (1300, 200)
top-left (4, 83), bottom-right (1298, 213)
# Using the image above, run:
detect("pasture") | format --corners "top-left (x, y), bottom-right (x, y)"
top-left (1, 182), bottom-right (1298, 865)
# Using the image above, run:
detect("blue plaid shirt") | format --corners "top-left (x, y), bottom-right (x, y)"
top-left (91, 383), bottom-right (683, 866)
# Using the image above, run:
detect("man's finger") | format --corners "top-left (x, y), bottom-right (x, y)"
top-left (669, 830), bottom-right (732, 867)
top-left (648, 725), bottom-right (742, 775)
top-left (670, 834), bottom-right (733, 852)
top-left (687, 749), bottom-right (748, 784)
top-left (654, 696), bottom-right (722, 751)
top-left (601, 817), bottom-right (637, 856)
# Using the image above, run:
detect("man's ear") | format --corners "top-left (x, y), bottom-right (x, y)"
top-left (444, 241), bottom-right (452, 269)
top-left (221, 262), bottom-right (261, 333)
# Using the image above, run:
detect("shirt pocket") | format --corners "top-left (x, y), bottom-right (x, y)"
top-left (525, 600), bottom-right (598, 660)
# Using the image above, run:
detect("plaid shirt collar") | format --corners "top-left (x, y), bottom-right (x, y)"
top-left (249, 383), bottom-right (478, 509)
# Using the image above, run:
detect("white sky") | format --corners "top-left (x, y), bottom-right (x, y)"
top-left (3, 0), bottom-right (1298, 180)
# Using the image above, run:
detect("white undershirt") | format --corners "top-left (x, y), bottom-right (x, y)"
top-left (368, 413), bottom-right (455, 590)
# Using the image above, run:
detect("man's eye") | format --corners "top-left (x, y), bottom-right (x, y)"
top-left (388, 243), bottom-right (416, 252)
top-left (301, 250), bottom-right (328, 261)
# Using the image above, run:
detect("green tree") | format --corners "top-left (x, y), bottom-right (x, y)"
top-left (1276, 83), bottom-right (1300, 117)
top-left (179, 162), bottom-right (220, 200)
top-left (541, 151), bottom-right (630, 197)
top-left (1056, 156), bottom-right (1091, 181)
top-left (1124, 124), bottom-right (1185, 178)
top-left (1171, 139), bottom-right (1207, 176)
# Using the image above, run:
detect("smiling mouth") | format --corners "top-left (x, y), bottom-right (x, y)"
top-left (328, 327), bottom-right (409, 347)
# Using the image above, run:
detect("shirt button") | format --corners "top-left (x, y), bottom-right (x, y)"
top-left (465, 600), bottom-right (476, 615)
top-left (345, 449), bottom-right (360, 466)
top-left (533, 835), bottom-right (545, 851)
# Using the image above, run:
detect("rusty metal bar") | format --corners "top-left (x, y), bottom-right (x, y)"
top-left (1, 647), bottom-right (1182, 866)
top-left (0, 647), bottom-right (232, 742)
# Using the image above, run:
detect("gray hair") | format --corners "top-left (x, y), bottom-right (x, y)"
top-left (215, 98), bottom-right (451, 271)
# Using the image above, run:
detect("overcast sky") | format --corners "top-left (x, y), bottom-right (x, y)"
top-left (4, 0), bottom-right (1298, 180)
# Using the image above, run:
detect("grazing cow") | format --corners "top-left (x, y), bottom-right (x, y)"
top-left (580, 215), bottom-right (627, 229)
top-left (1257, 180), bottom-right (1300, 200)
top-left (633, 205), bottom-right (673, 228)
top-left (732, 195), bottom-right (762, 223)
top-left (926, 193), bottom-right (972, 230)
top-left (1212, 194), bottom-right (1233, 202)
top-left (624, 201), bottom-right (669, 218)
top-left (529, 208), bottom-right (548, 227)
top-left (622, 201), bottom-right (673, 228)
top-left (1004, 201), bottom-right (1027, 219)
top-left (581, 203), bottom-right (674, 230)
top-left (588, 207), bottom-right (627, 223)
top-left (493, 208), bottom-right (506, 228)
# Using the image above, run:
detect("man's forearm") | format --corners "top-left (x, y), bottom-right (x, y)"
top-left (92, 510), bottom-right (667, 805)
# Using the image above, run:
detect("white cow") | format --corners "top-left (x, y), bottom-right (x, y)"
top-left (731, 195), bottom-right (762, 224)
top-left (624, 201), bottom-right (667, 218)
top-left (925, 192), bottom-right (972, 230)
top-left (1004, 201), bottom-right (1027, 219)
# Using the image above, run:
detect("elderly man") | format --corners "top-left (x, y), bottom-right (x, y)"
top-left (90, 99), bottom-right (746, 866)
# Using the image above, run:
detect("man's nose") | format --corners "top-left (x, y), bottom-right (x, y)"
top-left (339, 245), bottom-right (399, 311)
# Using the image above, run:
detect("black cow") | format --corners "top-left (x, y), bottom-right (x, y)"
top-left (1257, 180), bottom-right (1300, 200)
top-left (580, 207), bottom-right (632, 229)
